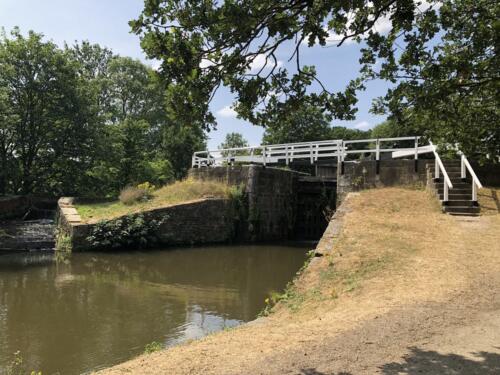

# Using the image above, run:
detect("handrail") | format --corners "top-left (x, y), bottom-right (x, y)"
top-left (461, 154), bottom-right (483, 189)
top-left (193, 136), bottom-right (431, 168)
top-left (460, 153), bottom-right (483, 202)
top-left (429, 141), bottom-right (453, 202)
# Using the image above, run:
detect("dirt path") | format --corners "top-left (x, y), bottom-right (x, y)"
top-left (97, 188), bottom-right (500, 375)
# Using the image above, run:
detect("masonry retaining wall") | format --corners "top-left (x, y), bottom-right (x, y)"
top-left (0, 196), bottom-right (30, 220)
top-left (57, 197), bottom-right (233, 251)
top-left (337, 160), bottom-right (432, 203)
top-left (190, 165), bottom-right (302, 241)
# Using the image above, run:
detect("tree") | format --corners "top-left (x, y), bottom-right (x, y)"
top-left (262, 105), bottom-right (332, 145)
top-left (161, 123), bottom-right (206, 179)
top-left (130, 0), bottom-right (431, 130)
top-left (218, 132), bottom-right (249, 157)
top-left (132, 0), bottom-right (497, 160)
top-left (369, 120), bottom-right (410, 139)
top-left (0, 30), bottom-right (194, 197)
top-left (219, 132), bottom-right (249, 150)
top-left (0, 29), bottom-right (95, 195)
top-left (363, 0), bottom-right (499, 161)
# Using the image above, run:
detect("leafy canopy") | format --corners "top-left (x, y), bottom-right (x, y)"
top-left (0, 29), bottom-right (205, 196)
top-left (132, 0), bottom-right (498, 160)
top-left (130, 0), bottom-right (427, 129)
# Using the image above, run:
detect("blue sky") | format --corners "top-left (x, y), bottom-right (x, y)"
top-left (0, 0), bottom-right (389, 149)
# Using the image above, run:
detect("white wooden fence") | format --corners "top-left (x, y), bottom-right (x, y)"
top-left (192, 136), bottom-right (423, 168)
top-left (192, 136), bottom-right (483, 204)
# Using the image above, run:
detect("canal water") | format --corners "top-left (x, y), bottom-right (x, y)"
top-left (0, 244), bottom-right (310, 375)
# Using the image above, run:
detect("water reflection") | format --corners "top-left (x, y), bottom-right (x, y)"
top-left (0, 244), bottom-right (309, 375)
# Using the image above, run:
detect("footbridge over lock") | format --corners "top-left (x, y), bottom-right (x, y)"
top-left (191, 136), bottom-right (484, 235)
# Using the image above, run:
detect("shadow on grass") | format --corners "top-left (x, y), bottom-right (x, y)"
top-left (380, 347), bottom-right (500, 374)
top-left (492, 189), bottom-right (500, 213)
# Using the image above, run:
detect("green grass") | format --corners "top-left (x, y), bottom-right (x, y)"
top-left (75, 178), bottom-right (231, 222)
top-left (144, 341), bottom-right (163, 354)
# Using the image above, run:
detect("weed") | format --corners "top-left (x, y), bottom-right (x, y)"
top-left (5, 351), bottom-right (42, 375)
top-left (144, 341), bottom-right (163, 354)
top-left (55, 232), bottom-right (72, 252)
top-left (259, 249), bottom-right (316, 316)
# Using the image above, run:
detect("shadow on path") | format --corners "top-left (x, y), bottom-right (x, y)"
top-left (380, 347), bottom-right (500, 374)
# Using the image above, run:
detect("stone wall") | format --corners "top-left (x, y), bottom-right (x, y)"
top-left (190, 165), bottom-right (303, 241)
top-left (189, 165), bottom-right (251, 186)
top-left (0, 196), bottom-right (58, 220)
top-left (337, 160), bottom-right (432, 203)
top-left (57, 198), bottom-right (233, 251)
top-left (0, 196), bottom-right (30, 220)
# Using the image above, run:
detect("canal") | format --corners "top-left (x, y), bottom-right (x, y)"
top-left (0, 244), bottom-right (310, 374)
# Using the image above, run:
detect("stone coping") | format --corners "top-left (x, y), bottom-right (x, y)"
top-left (314, 193), bottom-right (356, 256)
top-left (58, 197), bottom-right (82, 225)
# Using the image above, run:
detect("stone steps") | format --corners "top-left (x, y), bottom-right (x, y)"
top-left (427, 160), bottom-right (481, 216)
top-left (0, 219), bottom-right (55, 251)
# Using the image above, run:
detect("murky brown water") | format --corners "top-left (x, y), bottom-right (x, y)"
top-left (0, 244), bottom-right (309, 375)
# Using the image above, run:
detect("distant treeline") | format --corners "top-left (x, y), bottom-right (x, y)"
top-left (0, 29), bottom-right (205, 197)
top-left (0, 29), bottom-right (375, 198)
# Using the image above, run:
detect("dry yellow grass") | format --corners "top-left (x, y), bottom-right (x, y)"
top-left (76, 178), bottom-right (231, 223)
top-left (478, 187), bottom-right (500, 216)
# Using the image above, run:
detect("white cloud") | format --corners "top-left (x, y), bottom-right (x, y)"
top-left (417, 0), bottom-right (442, 12)
top-left (149, 60), bottom-right (162, 71)
top-left (324, 14), bottom-right (392, 46)
top-left (353, 121), bottom-right (372, 130)
top-left (199, 58), bottom-right (215, 69)
top-left (249, 54), bottom-right (283, 73)
top-left (372, 15), bottom-right (392, 34)
top-left (216, 105), bottom-right (238, 118)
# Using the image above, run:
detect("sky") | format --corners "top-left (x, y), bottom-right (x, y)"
top-left (0, 0), bottom-right (389, 150)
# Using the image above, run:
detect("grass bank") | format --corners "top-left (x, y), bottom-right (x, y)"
top-left (76, 178), bottom-right (231, 223)
top-left (478, 187), bottom-right (500, 216)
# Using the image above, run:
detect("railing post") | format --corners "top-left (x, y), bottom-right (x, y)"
top-left (444, 182), bottom-right (449, 203)
top-left (472, 182), bottom-right (477, 202)
top-left (434, 158), bottom-right (440, 180)
top-left (461, 154), bottom-right (466, 180)
top-left (340, 141), bottom-right (345, 175)
top-left (414, 137), bottom-right (419, 172)
top-left (376, 139), bottom-right (380, 175)
top-left (285, 145), bottom-right (289, 165)
top-left (310, 143), bottom-right (313, 164)
top-left (262, 146), bottom-right (266, 167)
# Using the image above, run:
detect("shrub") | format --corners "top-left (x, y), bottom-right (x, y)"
top-left (144, 341), bottom-right (163, 354)
top-left (137, 181), bottom-right (155, 194)
top-left (119, 185), bottom-right (152, 205)
top-left (86, 213), bottom-right (166, 250)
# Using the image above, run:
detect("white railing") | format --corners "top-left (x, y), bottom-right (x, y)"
top-left (429, 141), bottom-right (453, 202)
top-left (460, 153), bottom-right (483, 202)
top-left (192, 136), bottom-right (423, 168)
